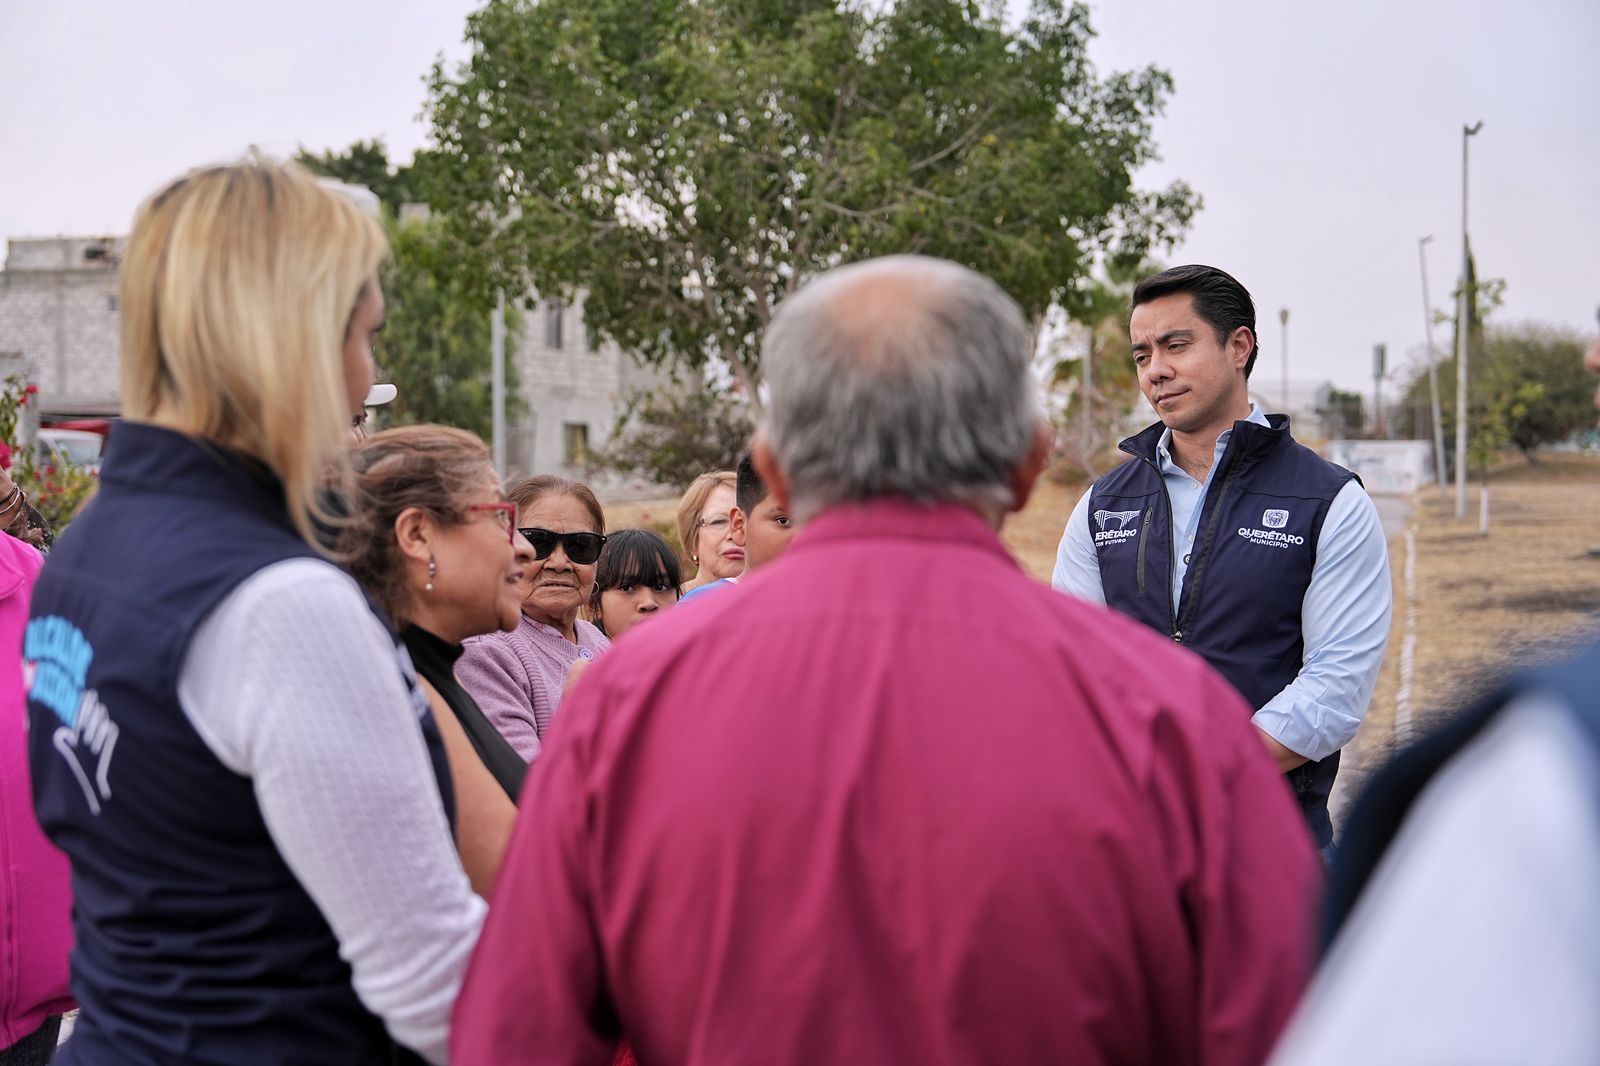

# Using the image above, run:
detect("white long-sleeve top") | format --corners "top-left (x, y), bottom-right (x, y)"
top-left (177, 558), bottom-right (485, 1064)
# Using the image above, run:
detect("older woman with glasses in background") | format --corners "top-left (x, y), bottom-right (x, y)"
top-left (458, 475), bottom-right (610, 763)
top-left (676, 470), bottom-right (743, 593)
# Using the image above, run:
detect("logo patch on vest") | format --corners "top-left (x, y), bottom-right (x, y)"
top-left (1093, 508), bottom-right (1142, 545)
top-left (1262, 508), bottom-right (1289, 528)
top-left (25, 615), bottom-right (120, 816)
top-left (1236, 522), bottom-right (1306, 549)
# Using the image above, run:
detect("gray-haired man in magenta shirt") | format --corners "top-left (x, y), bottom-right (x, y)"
top-left (454, 256), bottom-right (1319, 1066)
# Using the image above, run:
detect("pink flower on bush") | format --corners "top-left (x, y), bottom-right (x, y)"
top-left (0, 441), bottom-right (11, 470)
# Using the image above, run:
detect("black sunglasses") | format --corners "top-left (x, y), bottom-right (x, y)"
top-left (518, 527), bottom-right (607, 565)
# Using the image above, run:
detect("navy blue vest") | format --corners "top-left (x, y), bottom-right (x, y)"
top-left (1088, 415), bottom-right (1355, 846)
top-left (26, 423), bottom-right (452, 1065)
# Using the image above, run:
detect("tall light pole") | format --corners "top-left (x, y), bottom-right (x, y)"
top-left (491, 290), bottom-right (507, 475)
top-left (1279, 308), bottom-right (1290, 414)
top-left (1373, 343), bottom-right (1387, 438)
top-left (485, 206), bottom-right (523, 478)
top-left (1418, 236), bottom-right (1447, 494)
top-left (1454, 121), bottom-right (1483, 518)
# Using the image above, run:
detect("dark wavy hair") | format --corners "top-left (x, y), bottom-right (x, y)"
top-left (1131, 264), bottom-right (1259, 378)
top-left (339, 424), bottom-right (495, 623)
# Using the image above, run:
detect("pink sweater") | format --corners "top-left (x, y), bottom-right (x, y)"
top-left (0, 534), bottom-right (73, 1048)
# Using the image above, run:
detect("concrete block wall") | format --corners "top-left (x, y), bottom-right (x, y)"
top-left (0, 238), bottom-right (123, 411)
top-left (510, 293), bottom-right (676, 493)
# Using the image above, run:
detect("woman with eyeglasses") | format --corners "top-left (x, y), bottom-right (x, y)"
top-left (22, 160), bottom-right (483, 1065)
top-left (340, 425), bottom-right (535, 894)
top-left (458, 474), bottom-right (610, 763)
top-left (675, 470), bottom-right (742, 593)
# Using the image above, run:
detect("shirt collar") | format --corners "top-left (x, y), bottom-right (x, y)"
top-left (789, 498), bottom-right (1020, 568)
top-left (1155, 402), bottom-right (1269, 474)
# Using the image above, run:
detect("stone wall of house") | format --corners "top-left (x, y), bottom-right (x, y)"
top-left (0, 237), bottom-right (124, 414)
top-left (508, 293), bottom-right (677, 496)
top-left (1, 236), bottom-right (681, 493)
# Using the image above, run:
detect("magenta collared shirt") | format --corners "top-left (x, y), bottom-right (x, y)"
top-left (456, 613), bottom-right (610, 763)
top-left (454, 500), bottom-right (1318, 1065)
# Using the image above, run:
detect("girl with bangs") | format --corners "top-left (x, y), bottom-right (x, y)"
top-left (590, 528), bottom-right (683, 641)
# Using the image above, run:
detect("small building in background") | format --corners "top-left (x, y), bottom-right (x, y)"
top-left (0, 234), bottom-right (668, 492)
top-left (0, 236), bottom-right (124, 421)
top-left (506, 291), bottom-right (675, 493)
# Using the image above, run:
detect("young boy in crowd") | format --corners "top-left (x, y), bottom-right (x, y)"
top-left (728, 449), bottom-right (795, 572)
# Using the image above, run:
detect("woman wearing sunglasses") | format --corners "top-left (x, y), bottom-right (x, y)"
top-left (340, 425), bottom-right (535, 894)
top-left (458, 474), bottom-right (610, 763)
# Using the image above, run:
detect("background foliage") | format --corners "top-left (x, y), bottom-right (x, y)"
top-left (423, 0), bottom-right (1198, 408)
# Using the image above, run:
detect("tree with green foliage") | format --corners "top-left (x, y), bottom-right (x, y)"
top-left (1396, 324), bottom-right (1592, 464)
top-left (295, 140), bottom-right (425, 215)
top-left (1047, 258), bottom-right (1156, 477)
top-left (375, 213), bottom-right (521, 439)
top-left (599, 386), bottom-right (754, 489)
top-left (297, 145), bottom-right (517, 438)
top-left (1318, 388), bottom-right (1365, 440)
top-left (423, 0), bottom-right (1198, 409)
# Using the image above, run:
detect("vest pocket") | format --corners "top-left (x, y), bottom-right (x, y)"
top-left (1135, 506), bottom-right (1153, 594)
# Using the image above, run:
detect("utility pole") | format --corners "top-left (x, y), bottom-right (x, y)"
top-left (1418, 236), bottom-right (1447, 494)
top-left (491, 289), bottom-right (506, 475)
top-left (1279, 308), bottom-right (1290, 415)
top-left (1373, 343), bottom-right (1387, 438)
top-left (1455, 121), bottom-right (1483, 518)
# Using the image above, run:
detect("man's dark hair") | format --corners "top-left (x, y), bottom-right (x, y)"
top-left (1130, 264), bottom-right (1259, 378)
top-left (735, 451), bottom-right (766, 515)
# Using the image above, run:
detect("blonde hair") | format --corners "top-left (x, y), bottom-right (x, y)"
top-left (119, 157), bottom-right (387, 546)
top-left (675, 470), bottom-right (735, 568)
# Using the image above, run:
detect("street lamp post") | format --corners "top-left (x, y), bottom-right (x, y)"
top-left (1418, 236), bottom-right (1447, 494)
top-left (1454, 121), bottom-right (1483, 519)
top-left (1279, 308), bottom-right (1289, 415)
top-left (491, 289), bottom-right (507, 475)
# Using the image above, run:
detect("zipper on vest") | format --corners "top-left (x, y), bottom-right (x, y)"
top-left (1134, 505), bottom-right (1154, 594)
top-left (1137, 454), bottom-right (1180, 637)
top-left (1175, 463), bottom-right (1243, 641)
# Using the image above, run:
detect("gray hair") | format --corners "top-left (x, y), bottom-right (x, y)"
top-left (762, 255), bottom-right (1044, 522)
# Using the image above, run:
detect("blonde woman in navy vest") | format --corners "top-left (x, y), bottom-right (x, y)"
top-left (23, 159), bottom-right (483, 1065)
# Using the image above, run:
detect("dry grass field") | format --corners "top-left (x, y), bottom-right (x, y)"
top-left (1333, 453), bottom-right (1600, 813)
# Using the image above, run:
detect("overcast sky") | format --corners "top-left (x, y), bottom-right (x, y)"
top-left (2, 0), bottom-right (1596, 394)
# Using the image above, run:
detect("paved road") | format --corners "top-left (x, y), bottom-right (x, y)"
top-left (1372, 494), bottom-right (1412, 540)
top-left (1327, 491), bottom-right (1413, 831)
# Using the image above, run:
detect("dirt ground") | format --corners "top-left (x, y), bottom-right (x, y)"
top-left (1332, 453), bottom-right (1600, 816)
top-left (603, 457), bottom-right (1600, 827)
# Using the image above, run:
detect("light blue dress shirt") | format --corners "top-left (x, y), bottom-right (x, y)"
top-left (1052, 406), bottom-right (1392, 762)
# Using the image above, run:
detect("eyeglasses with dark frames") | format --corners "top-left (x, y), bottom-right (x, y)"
top-left (467, 502), bottom-right (518, 543)
top-left (517, 527), bottom-right (607, 565)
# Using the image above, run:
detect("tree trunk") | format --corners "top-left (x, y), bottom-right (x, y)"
top-left (729, 353), bottom-right (765, 419)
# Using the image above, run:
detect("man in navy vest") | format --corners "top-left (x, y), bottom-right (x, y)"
top-left (1053, 264), bottom-right (1392, 853)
